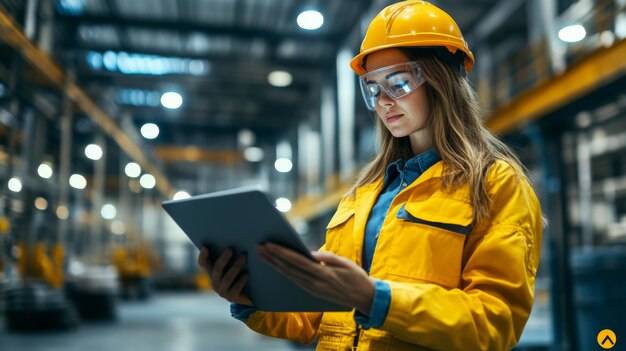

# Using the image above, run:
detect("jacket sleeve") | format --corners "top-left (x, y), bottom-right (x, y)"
top-left (381, 167), bottom-right (543, 350)
top-left (244, 310), bottom-right (323, 344)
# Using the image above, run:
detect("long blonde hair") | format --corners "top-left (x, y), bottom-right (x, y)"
top-left (349, 48), bottom-right (527, 225)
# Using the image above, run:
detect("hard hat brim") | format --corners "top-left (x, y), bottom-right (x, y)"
top-left (350, 41), bottom-right (474, 76)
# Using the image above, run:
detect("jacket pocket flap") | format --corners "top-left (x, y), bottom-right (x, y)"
top-left (326, 208), bottom-right (355, 229)
top-left (399, 198), bottom-right (473, 234)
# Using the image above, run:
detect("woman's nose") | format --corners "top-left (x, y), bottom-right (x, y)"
top-left (377, 90), bottom-right (395, 108)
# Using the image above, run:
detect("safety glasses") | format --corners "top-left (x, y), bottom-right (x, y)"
top-left (358, 61), bottom-right (425, 111)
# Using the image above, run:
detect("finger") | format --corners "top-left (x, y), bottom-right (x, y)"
top-left (212, 249), bottom-right (233, 284)
top-left (197, 247), bottom-right (208, 267)
top-left (264, 243), bottom-right (324, 276)
top-left (228, 274), bottom-right (248, 296)
top-left (197, 248), bottom-right (214, 274)
top-left (221, 255), bottom-right (246, 291)
top-left (311, 251), bottom-right (352, 267)
top-left (260, 251), bottom-right (319, 283)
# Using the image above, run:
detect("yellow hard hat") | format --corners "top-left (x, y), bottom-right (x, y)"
top-left (350, 0), bottom-right (475, 75)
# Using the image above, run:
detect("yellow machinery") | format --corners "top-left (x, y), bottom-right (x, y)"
top-left (16, 242), bottom-right (65, 289)
top-left (111, 241), bottom-right (159, 299)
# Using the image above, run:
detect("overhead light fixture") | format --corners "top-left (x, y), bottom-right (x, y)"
top-left (8, 177), bottom-right (22, 193)
top-left (558, 24), bottom-right (586, 43)
top-left (56, 205), bottom-right (69, 220)
top-left (85, 144), bottom-right (103, 160)
top-left (244, 147), bottom-right (264, 162)
top-left (274, 158), bottom-right (293, 173)
top-left (140, 123), bottom-right (160, 139)
top-left (140, 174), bottom-right (156, 189)
top-left (37, 163), bottom-right (53, 179)
top-left (111, 220), bottom-right (125, 235)
top-left (101, 204), bottom-right (117, 220)
top-left (268, 71), bottom-right (293, 87)
top-left (173, 191), bottom-right (191, 200)
top-left (35, 197), bottom-right (48, 211)
top-left (238, 129), bottom-right (255, 147)
top-left (57, 0), bottom-right (86, 15)
top-left (275, 198), bottom-right (292, 212)
top-left (124, 162), bottom-right (141, 178)
top-left (69, 174), bottom-right (87, 189)
top-left (297, 10), bottom-right (324, 30)
top-left (161, 91), bottom-right (183, 109)
top-left (87, 51), bottom-right (210, 76)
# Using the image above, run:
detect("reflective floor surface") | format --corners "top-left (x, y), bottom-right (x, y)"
top-left (0, 291), bottom-right (309, 351)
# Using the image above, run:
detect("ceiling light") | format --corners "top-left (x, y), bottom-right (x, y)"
top-left (56, 205), bottom-right (69, 220)
top-left (140, 174), bottom-right (156, 189)
top-left (8, 177), bottom-right (22, 193)
top-left (140, 123), bottom-right (160, 139)
top-left (558, 24), bottom-right (586, 43)
top-left (238, 129), bottom-right (255, 147)
top-left (37, 163), bottom-right (54, 179)
top-left (85, 144), bottom-right (103, 160)
top-left (125, 162), bottom-right (141, 178)
top-left (35, 197), bottom-right (48, 211)
top-left (161, 91), bottom-right (183, 109)
top-left (244, 147), bottom-right (264, 162)
top-left (173, 191), bottom-right (191, 200)
top-left (268, 71), bottom-right (293, 87)
top-left (69, 174), bottom-right (87, 189)
top-left (111, 220), bottom-right (125, 235)
top-left (101, 204), bottom-right (117, 220)
top-left (297, 10), bottom-right (324, 30)
top-left (275, 198), bottom-right (292, 212)
top-left (274, 158), bottom-right (293, 173)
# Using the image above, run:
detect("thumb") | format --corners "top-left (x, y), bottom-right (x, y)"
top-left (312, 251), bottom-right (350, 267)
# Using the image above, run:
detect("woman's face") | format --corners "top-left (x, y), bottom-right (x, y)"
top-left (364, 49), bottom-right (430, 139)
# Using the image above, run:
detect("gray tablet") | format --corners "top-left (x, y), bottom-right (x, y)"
top-left (161, 187), bottom-right (351, 312)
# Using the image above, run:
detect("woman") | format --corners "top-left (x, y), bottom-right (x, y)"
top-left (197, 1), bottom-right (543, 350)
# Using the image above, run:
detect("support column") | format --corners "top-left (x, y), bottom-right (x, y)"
top-left (531, 0), bottom-right (566, 74)
top-left (337, 48), bottom-right (355, 181)
top-left (89, 133), bottom-right (106, 264)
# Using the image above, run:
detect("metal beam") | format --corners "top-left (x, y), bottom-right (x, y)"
top-left (0, 9), bottom-right (176, 198)
top-left (153, 146), bottom-right (243, 165)
top-left (486, 38), bottom-right (626, 134)
top-left (55, 13), bottom-right (339, 48)
top-left (465, 0), bottom-right (526, 43)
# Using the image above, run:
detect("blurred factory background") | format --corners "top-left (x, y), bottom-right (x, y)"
top-left (0, 0), bottom-right (625, 350)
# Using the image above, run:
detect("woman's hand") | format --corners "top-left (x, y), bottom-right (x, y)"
top-left (197, 247), bottom-right (254, 306)
top-left (258, 243), bottom-right (375, 315)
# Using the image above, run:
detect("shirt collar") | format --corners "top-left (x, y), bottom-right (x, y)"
top-left (404, 148), bottom-right (441, 174)
top-left (384, 148), bottom-right (441, 184)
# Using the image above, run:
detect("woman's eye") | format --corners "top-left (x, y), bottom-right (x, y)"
top-left (391, 81), bottom-right (409, 90)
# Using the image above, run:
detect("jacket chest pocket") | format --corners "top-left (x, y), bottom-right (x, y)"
top-left (324, 207), bottom-right (355, 256)
top-left (385, 197), bottom-right (472, 289)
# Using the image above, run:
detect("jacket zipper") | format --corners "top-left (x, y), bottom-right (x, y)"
top-left (352, 324), bottom-right (361, 350)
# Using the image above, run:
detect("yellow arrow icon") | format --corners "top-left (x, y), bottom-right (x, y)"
top-left (597, 329), bottom-right (617, 349)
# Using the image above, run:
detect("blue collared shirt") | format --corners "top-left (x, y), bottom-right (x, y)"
top-left (355, 148), bottom-right (441, 328)
top-left (233, 149), bottom-right (442, 329)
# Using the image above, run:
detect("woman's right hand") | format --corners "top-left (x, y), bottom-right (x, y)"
top-left (197, 247), bottom-right (254, 306)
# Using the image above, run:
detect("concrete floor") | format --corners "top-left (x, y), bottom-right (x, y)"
top-left (0, 289), bottom-right (552, 351)
top-left (0, 291), bottom-right (311, 351)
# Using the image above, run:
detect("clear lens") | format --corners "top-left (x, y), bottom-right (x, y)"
top-left (358, 61), bottom-right (425, 111)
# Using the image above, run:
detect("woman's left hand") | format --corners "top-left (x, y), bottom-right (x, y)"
top-left (257, 243), bottom-right (375, 315)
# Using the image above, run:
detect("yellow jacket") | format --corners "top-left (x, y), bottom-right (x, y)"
top-left (243, 160), bottom-right (543, 350)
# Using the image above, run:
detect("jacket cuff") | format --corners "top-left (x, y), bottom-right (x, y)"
top-left (354, 279), bottom-right (391, 329)
top-left (230, 303), bottom-right (258, 322)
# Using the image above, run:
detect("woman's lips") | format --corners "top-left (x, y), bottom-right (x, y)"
top-left (386, 114), bottom-right (403, 123)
